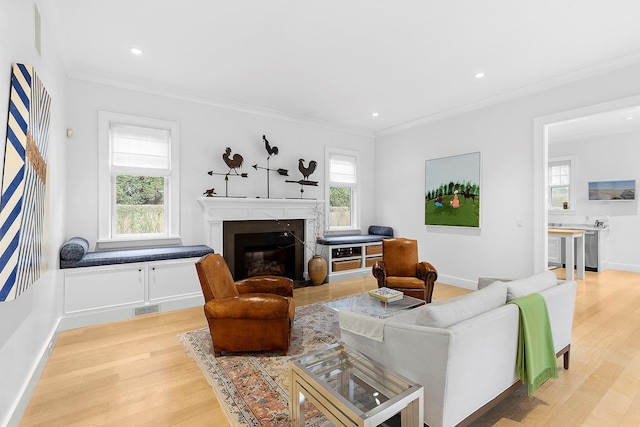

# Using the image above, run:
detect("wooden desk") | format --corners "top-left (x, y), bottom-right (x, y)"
top-left (548, 228), bottom-right (585, 281)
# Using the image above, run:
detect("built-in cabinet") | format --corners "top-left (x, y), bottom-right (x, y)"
top-left (548, 235), bottom-right (562, 265)
top-left (320, 242), bottom-right (382, 282)
top-left (61, 258), bottom-right (204, 330)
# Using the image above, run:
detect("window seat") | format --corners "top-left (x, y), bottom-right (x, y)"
top-left (59, 237), bottom-right (214, 269)
top-left (317, 226), bottom-right (393, 283)
top-left (316, 226), bottom-right (393, 245)
top-left (58, 238), bottom-right (215, 330)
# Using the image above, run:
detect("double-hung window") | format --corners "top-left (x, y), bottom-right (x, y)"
top-left (326, 148), bottom-right (359, 231)
top-left (98, 112), bottom-right (180, 246)
top-left (548, 157), bottom-right (575, 210)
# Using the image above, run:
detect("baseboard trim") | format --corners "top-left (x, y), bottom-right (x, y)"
top-left (7, 319), bottom-right (61, 427)
top-left (58, 294), bottom-right (203, 331)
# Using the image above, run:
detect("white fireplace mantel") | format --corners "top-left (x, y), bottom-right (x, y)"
top-left (197, 197), bottom-right (323, 274)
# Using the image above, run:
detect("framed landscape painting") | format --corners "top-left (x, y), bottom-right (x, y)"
top-left (425, 152), bottom-right (480, 227)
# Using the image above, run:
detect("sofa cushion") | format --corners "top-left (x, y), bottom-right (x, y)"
top-left (477, 276), bottom-right (515, 289)
top-left (415, 281), bottom-right (508, 328)
top-left (60, 237), bottom-right (89, 261)
top-left (506, 270), bottom-right (558, 301)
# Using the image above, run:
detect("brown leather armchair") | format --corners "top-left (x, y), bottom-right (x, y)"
top-left (195, 253), bottom-right (295, 357)
top-left (372, 238), bottom-right (438, 303)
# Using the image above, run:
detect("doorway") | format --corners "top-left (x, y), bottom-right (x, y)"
top-left (533, 94), bottom-right (640, 273)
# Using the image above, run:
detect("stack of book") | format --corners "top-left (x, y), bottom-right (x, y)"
top-left (368, 287), bottom-right (404, 303)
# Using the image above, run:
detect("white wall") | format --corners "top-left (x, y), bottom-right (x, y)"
top-left (375, 63), bottom-right (640, 289)
top-left (64, 80), bottom-right (375, 250)
top-left (549, 131), bottom-right (640, 272)
top-left (0, 0), bottom-right (67, 425)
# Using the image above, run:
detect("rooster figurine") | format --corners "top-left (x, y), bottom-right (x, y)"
top-left (263, 134), bottom-right (279, 157)
top-left (222, 147), bottom-right (243, 174)
top-left (298, 159), bottom-right (317, 181)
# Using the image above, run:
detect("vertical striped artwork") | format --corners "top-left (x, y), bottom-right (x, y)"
top-left (0, 64), bottom-right (51, 302)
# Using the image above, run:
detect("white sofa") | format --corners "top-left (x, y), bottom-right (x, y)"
top-left (340, 271), bottom-right (577, 427)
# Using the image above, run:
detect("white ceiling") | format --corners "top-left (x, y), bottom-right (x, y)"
top-left (44, 0), bottom-right (640, 134)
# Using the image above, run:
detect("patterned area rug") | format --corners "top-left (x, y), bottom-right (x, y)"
top-left (177, 303), bottom-right (339, 427)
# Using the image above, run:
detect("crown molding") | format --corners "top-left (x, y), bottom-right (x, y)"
top-left (67, 70), bottom-right (375, 139)
top-left (375, 52), bottom-right (640, 138)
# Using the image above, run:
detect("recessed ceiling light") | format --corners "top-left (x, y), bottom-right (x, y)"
top-left (130, 47), bottom-right (143, 55)
top-left (625, 116), bottom-right (635, 120)
top-left (474, 72), bottom-right (485, 79)
top-left (372, 112), bottom-right (379, 117)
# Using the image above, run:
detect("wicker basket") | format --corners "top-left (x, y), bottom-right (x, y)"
top-left (332, 259), bottom-right (361, 272)
top-left (366, 244), bottom-right (382, 255)
top-left (365, 257), bottom-right (382, 267)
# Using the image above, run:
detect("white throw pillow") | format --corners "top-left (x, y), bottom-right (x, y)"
top-left (506, 270), bottom-right (558, 301)
top-left (415, 281), bottom-right (508, 328)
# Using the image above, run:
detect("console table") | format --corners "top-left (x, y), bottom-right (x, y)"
top-left (548, 228), bottom-right (585, 281)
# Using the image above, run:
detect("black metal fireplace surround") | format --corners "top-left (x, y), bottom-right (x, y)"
top-left (223, 219), bottom-right (305, 281)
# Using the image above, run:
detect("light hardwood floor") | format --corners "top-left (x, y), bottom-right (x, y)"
top-left (19, 270), bottom-right (640, 426)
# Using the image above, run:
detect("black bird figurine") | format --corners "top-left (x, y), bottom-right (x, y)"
top-left (263, 134), bottom-right (279, 157)
top-left (298, 159), bottom-right (317, 180)
top-left (222, 147), bottom-right (243, 174)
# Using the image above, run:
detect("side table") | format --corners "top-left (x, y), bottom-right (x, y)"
top-left (289, 342), bottom-right (423, 427)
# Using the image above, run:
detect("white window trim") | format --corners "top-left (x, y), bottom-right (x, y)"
top-left (325, 146), bottom-right (361, 233)
top-left (548, 155), bottom-right (576, 213)
top-left (98, 111), bottom-right (181, 248)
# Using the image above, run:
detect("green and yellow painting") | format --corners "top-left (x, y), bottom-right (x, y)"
top-left (425, 152), bottom-right (480, 227)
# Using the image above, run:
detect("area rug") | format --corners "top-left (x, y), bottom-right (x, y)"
top-left (177, 303), bottom-right (339, 427)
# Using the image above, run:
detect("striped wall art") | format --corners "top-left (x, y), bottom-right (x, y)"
top-left (0, 63), bottom-right (51, 302)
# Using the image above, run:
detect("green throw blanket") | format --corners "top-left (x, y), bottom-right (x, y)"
top-left (509, 293), bottom-right (558, 395)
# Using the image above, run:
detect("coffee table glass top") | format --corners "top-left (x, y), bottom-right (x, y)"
top-left (291, 342), bottom-right (422, 418)
top-left (325, 291), bottom-right (425, 319)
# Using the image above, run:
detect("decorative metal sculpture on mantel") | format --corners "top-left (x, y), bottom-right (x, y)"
top-left (206, 147), bottom-right (248, 197)
top-left (252, 135), bottom-right (288, 198)
top-left (286, 158), bottom-right (318, 198)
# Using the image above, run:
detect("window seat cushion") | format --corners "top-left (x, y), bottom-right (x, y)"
top-left (316, 225), bottom-right (393, 246)
top-left (60, 244), bottom-right (214, 269)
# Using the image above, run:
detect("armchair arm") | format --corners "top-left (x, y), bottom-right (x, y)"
top-left (235, 276), bottom-right (294, 297)
top-left (417, 261), bottom-right (438, 283)
top-left (417, 261), bottom-right (438, 303)
top-left (205, 294), bottom-right (292, 319)
top-left (372, 260), bottom-right (387, 288)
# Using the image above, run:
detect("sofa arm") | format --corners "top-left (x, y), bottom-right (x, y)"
top-left (539, 280), bottom-right (577, 360)
top-left (235, 276), bottom-right (294, 297)
top-left (205, 294), bottom-right (292, 319)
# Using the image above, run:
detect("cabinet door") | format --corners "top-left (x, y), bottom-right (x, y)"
top-left (64, 265), bottom-right (145, 314)
top-left (548, 236), bottom-right (562, 264)
top-left (148, 258), bottom-right (202, 302)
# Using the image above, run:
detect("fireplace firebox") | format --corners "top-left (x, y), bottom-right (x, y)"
top-left (223, 220), bottom-right (305, 281)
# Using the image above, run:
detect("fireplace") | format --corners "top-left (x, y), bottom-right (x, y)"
top-left (224, 219), bottom-right (305, 280)
top-left (197, 197), bottom-right (320, 281)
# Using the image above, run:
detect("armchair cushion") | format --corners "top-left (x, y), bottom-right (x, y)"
top-left (235, 276), bottom-right (294, 297)
top-left (205, 294), bottom-right (292, 319)
top-left (386, 276), bottom-right (425, 289)
top-left (415, 281), bottom-right (507, 328)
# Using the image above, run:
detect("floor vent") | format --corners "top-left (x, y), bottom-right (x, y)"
top-left (135, 304), bottom-right (159, 316)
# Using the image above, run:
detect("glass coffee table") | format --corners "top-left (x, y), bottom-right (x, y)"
top-left (289, 342), bottom-right (423, 427)
top-left (325, 292), bottom-right (425, 319)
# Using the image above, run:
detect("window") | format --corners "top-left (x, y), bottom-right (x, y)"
top-left (99, 112), bottom-right (180, 246)
top-left (548, 157), bottom-right (575, 210)
top-left (326, 148), bottom-right (359, 231)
